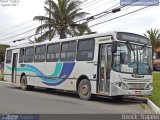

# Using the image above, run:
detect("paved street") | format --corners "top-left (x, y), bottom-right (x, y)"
top-left (0, 81), bottom-right (154, 114)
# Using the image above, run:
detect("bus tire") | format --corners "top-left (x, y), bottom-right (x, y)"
top-left (78, 79), bottom-right (92, 100)
top-left (20, 75), bottom-right (30, 90)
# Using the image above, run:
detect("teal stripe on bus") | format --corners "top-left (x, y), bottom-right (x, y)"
top-left (50, 62), bottom-right (63, 77)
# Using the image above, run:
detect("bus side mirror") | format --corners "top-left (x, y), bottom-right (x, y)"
top-left (111, 41), bottom-right (117, 53)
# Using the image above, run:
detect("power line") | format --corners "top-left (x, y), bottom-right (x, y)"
top-left (82, 0), bottom-right (113, 10)
top-left (83, 0), bottom-right (116, 12)
top-left (79, 0), bottom-right (89, 5)
top-left (105, 3), bottom-right (120, 11)
top-left (0, 23), bottom-right (40, 37)
top-left (73, 0), bottom-right (89, 8)
top-left (87, 4), bottom-right (134, 23)
top-left (4, 30), bottom-right (49, 44)
top-left (0, 0), bottom-right (146, 44)
top-left (73, 6), bottom-right (122, 25)
top-left (73, 0), bottom-right (143, 24)
top-left (90, 6), bottom-right (152, 27)
top-left (0, 20), bottom-right (34, 34)
top-left (0, 27), bottom-right (38, 42)
top-left (80, 0), bottom-right (98, 7)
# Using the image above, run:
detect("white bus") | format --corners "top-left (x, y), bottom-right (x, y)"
top-left (4, 31), bottom-right (153, 100)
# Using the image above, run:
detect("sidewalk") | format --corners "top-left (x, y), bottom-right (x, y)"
top-left (126, 96), bottom-right (160, 114)
top-left (147, 98), bottom-right (160, 114)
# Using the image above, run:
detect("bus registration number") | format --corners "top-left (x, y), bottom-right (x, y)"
top-left (135, 91), bottom-right (141, 95)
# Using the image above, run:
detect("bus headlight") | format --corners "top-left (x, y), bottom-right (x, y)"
top-left (146, 83), bottom-right (152, 90)
top-left (115, 82), bottom-right (129, 90)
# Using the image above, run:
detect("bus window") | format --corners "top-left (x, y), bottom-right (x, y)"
top-left (35, 45), bottom-right (46, 62)
top-left (60, 41), bottom-right (76, 61)
top-left (24, 47), bottom-right (34, 63)
top-left (19, 48), bottom-right (24, 63)
top-left (77, 39), bottom-right (95, 61)
top-left (6, 50), bottom-right (12, 63)
top-left (46, 43), bottom-right (60, 62)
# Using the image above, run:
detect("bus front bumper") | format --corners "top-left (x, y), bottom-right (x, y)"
top-left (110, 84), bottom-right (152, 96)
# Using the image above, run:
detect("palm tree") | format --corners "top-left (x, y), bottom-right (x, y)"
top-left (144, 28), bottom-right (160, 57)
top-left (33, 0), bottom-right (91, 41)
top-left (34, 37), bottom-right (44, 43)
top-left (72, 23), bottom-right (93, 36)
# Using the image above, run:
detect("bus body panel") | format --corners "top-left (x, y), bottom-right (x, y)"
top-left (3, 31), bottom-right (153, 98)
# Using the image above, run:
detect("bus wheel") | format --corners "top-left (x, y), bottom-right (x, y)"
top-left (78, 79), bottom-right (91, 100)
top-left (20, 75), bottom-right (28, 90)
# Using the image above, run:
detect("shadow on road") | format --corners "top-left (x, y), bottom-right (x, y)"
top-left (7, 86), bottom-right (146, 105)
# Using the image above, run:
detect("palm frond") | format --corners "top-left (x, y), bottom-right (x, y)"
top-left (34, 0), bottom-right (91, 40)
top-left (144, 28), bottom-right (160, 53)
top-left (35, 23), bottom-right (51, 34)
top-left (66, 0), bottom-right (81, 13)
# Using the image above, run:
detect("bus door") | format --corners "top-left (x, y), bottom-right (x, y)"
top-left (12, 53), bottom-right (18, 83)
top-left (98, 44), bottom-right (112, 94)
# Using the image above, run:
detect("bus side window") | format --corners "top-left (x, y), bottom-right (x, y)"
top-left (46, 43), bottom-right (60, 62)
top-left (19, 48), bottom-right (24, 63)
top-left (76, 39), bottom-right (95, 61)
top-left (24, 47), bottom-right (34, 63)
top-left (60, 41), bottom-right (76, 61)
top-left (6, 50), bottom-right (12, 63)
top-left (35, 45), bottom-right (46, 62)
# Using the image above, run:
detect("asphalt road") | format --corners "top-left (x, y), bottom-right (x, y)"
top-left (0, 81), bottom-right (154, 114)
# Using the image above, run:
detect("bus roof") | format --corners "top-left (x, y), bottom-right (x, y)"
top-left (6, 31), bottom-right (149, 50)
top-left (7, 31), bottom-right (116, 50)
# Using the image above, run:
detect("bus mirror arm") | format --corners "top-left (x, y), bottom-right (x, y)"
top-left (111, 41), bottom-right (117, 53)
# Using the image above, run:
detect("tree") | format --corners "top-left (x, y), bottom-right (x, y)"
top-left (144, 28), bottom-right (160, 57)
top-left (0, 44), bottom-right (10, 62)
top-left (71, 23), bottom-right (93, 36)
top-left (33, 0), bottom-right (92, 41)
top-left (35, 37), bottom-right (44, 43)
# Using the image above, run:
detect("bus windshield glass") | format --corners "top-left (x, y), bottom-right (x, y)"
top-left (112, 42), bottom-right (152, 75)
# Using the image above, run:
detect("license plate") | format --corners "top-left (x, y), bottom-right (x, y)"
top-left (135, 91), bottom-right (141, 95)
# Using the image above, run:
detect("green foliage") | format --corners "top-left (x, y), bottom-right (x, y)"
top-left (71, 23), bottom-right (93, 36)
top-left (148, 73), bottom-right (160, 107)
top-left (35, 37), bottom-right (45, 43)
top-left (144, 28), bottom-right (160, 54)
top-left (33, 0), bottom-right (92, 42)
top-left (0, 44), bottom-right (10, 62)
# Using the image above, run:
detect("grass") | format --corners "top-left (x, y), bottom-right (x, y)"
top-left (148, 73), bottom-right (160, 107)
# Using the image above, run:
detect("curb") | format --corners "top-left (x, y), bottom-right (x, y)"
top-left (146, 98), bottom-right (160, 114)
top-left (124, 96), bottom-right (160, 114)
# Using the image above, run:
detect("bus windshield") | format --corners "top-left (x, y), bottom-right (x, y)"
top-left (112, 42), bottom-right (152, 75)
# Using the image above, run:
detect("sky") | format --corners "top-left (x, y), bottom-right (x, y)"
top-left (0, 0), bottom-right (160, 45)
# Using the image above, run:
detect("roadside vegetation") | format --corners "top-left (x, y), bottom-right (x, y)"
top-left (0, 44), bottom-right (9, 80)
top-left (148, 72), bottom-right (160, 107)
top-left (144, 28), bottom-right (160, 58)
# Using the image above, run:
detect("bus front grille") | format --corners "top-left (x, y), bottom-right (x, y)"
top-left (127, 83), bottom-right (147, 90)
